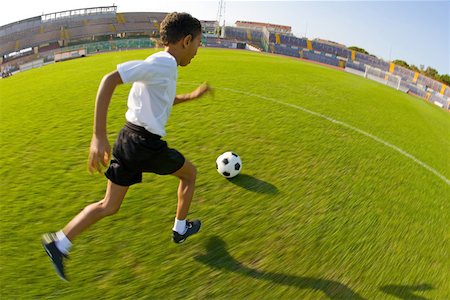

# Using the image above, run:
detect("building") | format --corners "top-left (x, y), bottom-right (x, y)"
top-left (235, 21), bottom-right (292, 35)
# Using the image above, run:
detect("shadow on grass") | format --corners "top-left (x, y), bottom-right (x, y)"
top-left (195, 236), bottom-right (365, 299)
top-left (380, 284), bottom-right (433, 300)
top-left (228, 174), bottom-right (279, 194)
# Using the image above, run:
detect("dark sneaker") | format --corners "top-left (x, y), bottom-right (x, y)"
top-left (172, 219), bottom-right (201, 244)
top-left (41, 233), bottom-right (68, 281)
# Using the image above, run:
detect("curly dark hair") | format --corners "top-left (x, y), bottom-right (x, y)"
top-left (160, 12), bottom-right (202, 46)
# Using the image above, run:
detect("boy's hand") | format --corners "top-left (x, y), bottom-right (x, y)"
top-left (88, 134), bottom-right (111, 174)
top-left (174, 82), bottom-right (213, 105)
top-left (190, 82), bottom-right (213, 99)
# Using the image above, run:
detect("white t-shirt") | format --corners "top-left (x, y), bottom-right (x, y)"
top-left (117, 51), bottom-right (178, 136)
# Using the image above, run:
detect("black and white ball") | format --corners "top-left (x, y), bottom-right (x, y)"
top-left (216, 152), bottom-right (242, 178)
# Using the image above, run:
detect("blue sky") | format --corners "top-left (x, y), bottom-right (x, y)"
top-left (3, 1), bottom-right (449, 74)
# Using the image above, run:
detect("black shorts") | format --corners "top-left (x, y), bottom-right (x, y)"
top-left (105, 122), bottom-right (185, 186)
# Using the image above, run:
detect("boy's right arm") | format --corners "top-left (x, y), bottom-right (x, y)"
top-left (88, 70), bottom-right (123, 174)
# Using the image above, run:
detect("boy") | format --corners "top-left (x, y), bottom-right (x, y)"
top-left (42, 12), bottom-right (211, 281)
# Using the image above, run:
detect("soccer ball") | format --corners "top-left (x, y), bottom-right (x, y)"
top-left (216, 152), bottom-right (242, 178)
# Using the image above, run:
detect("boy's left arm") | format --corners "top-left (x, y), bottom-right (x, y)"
top-left (174, 82), bottom-right (212, 105)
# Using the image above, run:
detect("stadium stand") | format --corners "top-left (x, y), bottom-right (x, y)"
top-left (0, 7), bottom-right (166, 56)
top-left (204, 37), bottom-right (236, 49)
top-left (405, 83), bottom-right (428, 98)
top-left (273, 44), bottom-right (300, 58)
top-left (281, 35), bottom-right (307, 48)
top-left (345, 60), bottom-right (366, 72)
top-left (311, 40), bottom-right (351, 59)
top-left (117, 12), bottom-right (166, 36)
top-left (0, 6), bottom-right (169, 73)
top-left (417, 74), bottom-right (442, 93)
top-left (354, 52), bottom-right (390, 71)
top-left (38, 43), bottom-right (60, 53)
top-left (393, 65), bottom-right (415, 83)
top-left (225, 27), bottom-right (259, 42)
top-left (429, 92), bottom-right (448, 108)
top-left (1, 5), bottom-right (448, 109)
top-left (302, 50), bottom-right (340, 67)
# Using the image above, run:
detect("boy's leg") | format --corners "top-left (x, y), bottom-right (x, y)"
top-left (63, 180), bottom-right (129, 241)
top-left (171, 159), bottom-right (201, 243)
top-left (42, 180), bottom-right (128, 281)
top-left (171, 159), bottom-right (197, 220)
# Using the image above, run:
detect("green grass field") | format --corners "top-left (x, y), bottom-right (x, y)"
top-left (1, 48), bottom-right (449, 299)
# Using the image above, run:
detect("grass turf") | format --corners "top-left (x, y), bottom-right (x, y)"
top-left (1, 48), bottom-right (449, 299)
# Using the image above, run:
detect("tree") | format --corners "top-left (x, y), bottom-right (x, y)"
top-left (408, 65), bottom-right (419, 72)
top-left (348, 46), bottom-right (369, 55)
top-left (424, 66), bottom-right (439, 78)
top-left (438, 74), bottom-right (450, 86)
top-left (392, 60), bottom-right (409, 69)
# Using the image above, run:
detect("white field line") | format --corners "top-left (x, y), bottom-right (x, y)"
top-left (179, 83), bottom-right (450, 186)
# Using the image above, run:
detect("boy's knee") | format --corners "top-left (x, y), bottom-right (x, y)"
top-left (173, 160), bottom-right (197, 182)
top-left (98, 200), bottom-right (120, 216)
top-left (182, 164), bottom-right (197, 183)
top-left (105, 205), bottom-right (120, 216)
top-left (191, 164), bottom-right (197, 178)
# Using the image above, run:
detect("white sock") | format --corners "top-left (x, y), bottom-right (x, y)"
top-left (173, 218), bottom-right (187, 235)
top-left (55, 231), bottom-right (72, 255)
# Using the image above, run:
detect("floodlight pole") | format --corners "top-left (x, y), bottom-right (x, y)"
top-left (388, 45), bottom-right (392, 62)
top-left (217, 0), bottom-right (225, 27)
